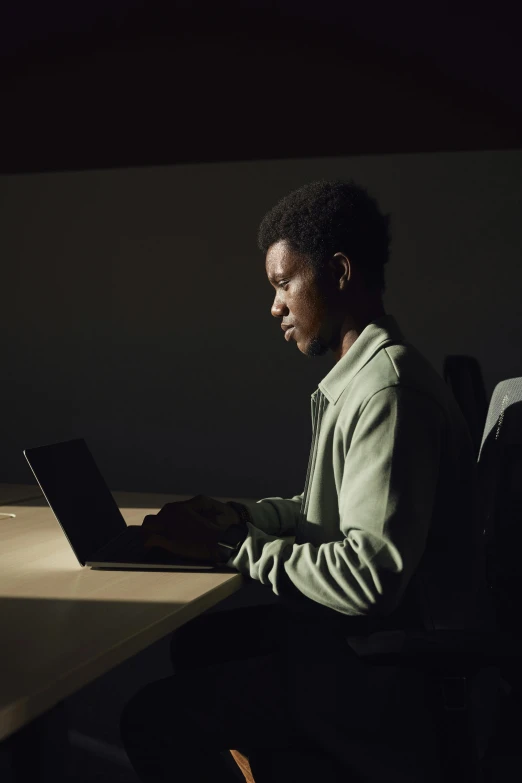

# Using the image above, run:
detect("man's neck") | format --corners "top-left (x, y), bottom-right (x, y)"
top-left (332, 301), bottom-right (386, 363)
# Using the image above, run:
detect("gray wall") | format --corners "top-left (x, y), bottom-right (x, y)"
top-left (2, 150), bottom-right (522, 496)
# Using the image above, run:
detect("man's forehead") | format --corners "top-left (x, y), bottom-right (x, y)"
top-left (265, 241), bottom-right (302, 281)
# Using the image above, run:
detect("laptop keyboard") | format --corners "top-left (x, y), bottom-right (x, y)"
top-left (94, 528), bottom-right (148, 562)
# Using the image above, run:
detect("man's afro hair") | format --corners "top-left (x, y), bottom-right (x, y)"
top-left (258, 179), bottom-right (391, 292)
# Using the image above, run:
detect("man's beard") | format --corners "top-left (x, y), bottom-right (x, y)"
top-left (303, 336), bottom-right (329, 358)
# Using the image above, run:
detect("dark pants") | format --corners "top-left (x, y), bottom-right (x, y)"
top-left (120, 603), bottom-right (441, 783)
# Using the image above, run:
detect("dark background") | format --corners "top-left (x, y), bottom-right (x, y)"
top-left (2, 1), bottom-right (522, 172)
top-left (2, 1), bottom-right (521, 498)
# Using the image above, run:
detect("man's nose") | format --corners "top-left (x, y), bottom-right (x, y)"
top-left (271, 296), bottom-right (288, 319)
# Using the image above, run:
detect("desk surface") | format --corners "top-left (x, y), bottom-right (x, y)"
top-left (0, 486), bottom-right (246, 740)
top-left (0, 483), bottom-right (46, 505)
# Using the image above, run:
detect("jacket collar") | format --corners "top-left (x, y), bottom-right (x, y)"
top-left (318, 314), bottom-right (405, 405)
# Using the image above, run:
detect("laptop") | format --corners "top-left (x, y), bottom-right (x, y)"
top-left (23, 438), bottom-right (215, 571)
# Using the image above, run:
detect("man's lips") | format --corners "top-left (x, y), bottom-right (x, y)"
top-left (282, 324), bottom-right (295, 341)
top-left (281, 323), bottom-right (294, 332)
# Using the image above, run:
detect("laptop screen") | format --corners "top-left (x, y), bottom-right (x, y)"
top-left (24, 439), bottom-right (127, 565)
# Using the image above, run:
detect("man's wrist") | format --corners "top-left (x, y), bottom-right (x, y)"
top-left (226, 501), bottom-right (251, 530)
top-left (214, 502), bottom-right (250, 565)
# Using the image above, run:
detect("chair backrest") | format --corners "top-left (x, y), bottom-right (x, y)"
top-left (443, 355), bottom-right (489, 457)
top-left (477, 377), bottom-right (522, 630)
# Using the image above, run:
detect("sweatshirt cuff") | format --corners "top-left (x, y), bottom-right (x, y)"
top-left (229, 498), bottom-right (298, 537)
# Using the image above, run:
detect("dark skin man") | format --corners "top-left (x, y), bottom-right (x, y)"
top-left (141, 239), bottom-right (385, 562)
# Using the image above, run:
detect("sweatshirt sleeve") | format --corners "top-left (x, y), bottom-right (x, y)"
top-left (233, 493), bottom-right (303, 537)
top-left (227, 386), bottom-right (444, 618)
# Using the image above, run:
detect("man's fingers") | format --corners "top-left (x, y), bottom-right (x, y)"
top-left (143, 533), bottom-right (172, 551)
top-left (142, 514), bottom-right (161, 529)
top-left (158, 501), bottom-right (204, 517)
top-left (142, 532), bottom-right (158, 549)
top-left (187, 495), bottom-right (218, 512)
top-left (192, 494), bottom-right (214, 506)
top-left (160, 502), bottom-right (185, 512)
top-left (156, 503), bottom-right (218, 527)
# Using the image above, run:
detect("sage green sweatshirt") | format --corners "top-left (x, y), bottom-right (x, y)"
top-left (228, 314), bottom-right (492, 632)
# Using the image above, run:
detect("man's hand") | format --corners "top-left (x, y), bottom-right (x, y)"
top-left (140, 495), bottom-right (241, 563)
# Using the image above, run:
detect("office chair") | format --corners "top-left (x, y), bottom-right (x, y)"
top-left (230, 378), bottom-right (522, 783)
top-left (478, 377), bottom-right (522, 636)
top-left (362, 377), bottom-right (522, 782)
top-left (443, 355), bottom-right (489, 457)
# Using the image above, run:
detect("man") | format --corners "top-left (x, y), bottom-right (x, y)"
top-left (120, 180), bottom-right (489, 782)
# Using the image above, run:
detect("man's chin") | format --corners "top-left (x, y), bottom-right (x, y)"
top-left (302, 336), bottom-right (329, 358)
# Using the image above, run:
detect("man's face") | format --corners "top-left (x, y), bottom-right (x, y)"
top-left (266, 240), bottom-right (340, 358)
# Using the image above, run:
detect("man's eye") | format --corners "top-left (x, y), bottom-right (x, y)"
top-left (278, 281), bottom-right (289, 289)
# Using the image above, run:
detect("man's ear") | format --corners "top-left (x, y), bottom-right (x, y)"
top-left (330, 253), bottom-right (351, 290)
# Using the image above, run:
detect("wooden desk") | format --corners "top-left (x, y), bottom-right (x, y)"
top-left (0, 487), bottom-right (246, 741)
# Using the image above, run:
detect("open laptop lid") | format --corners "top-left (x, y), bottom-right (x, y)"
top-left (24, 439), bottom-right (127, 566)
